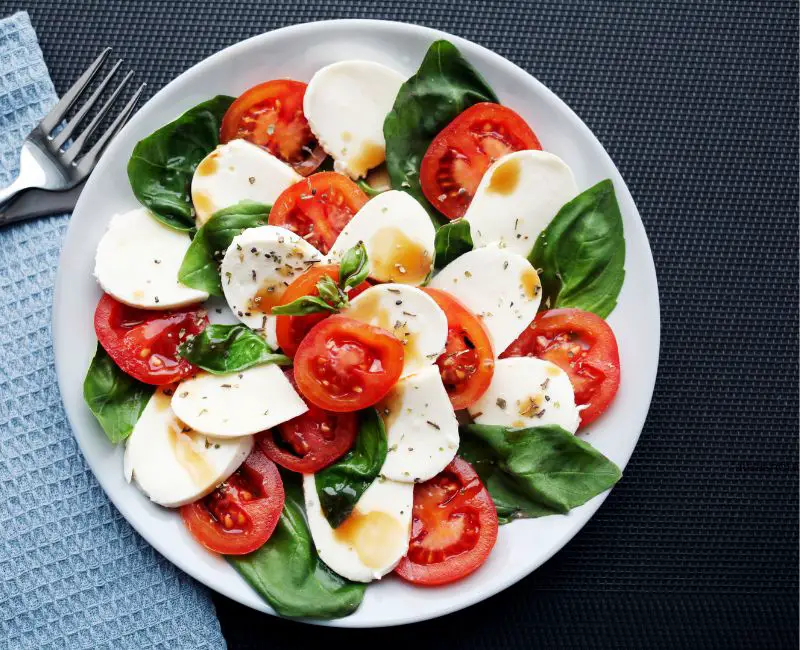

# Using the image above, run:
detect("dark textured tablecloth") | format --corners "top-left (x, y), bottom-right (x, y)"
top-left (8, 0), bottom-right (797, 647)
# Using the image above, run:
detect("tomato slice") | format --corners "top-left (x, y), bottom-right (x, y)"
top-left (258, 368), bottom-right (358, 472)
top-left (501, 308), bottom-right (621, 427)
top-left (293, 315), bottom-right (404, 412)
top-left (420, 103), bottom-right (542, 219)
top-left (219, 79), bottom-right (326, 176)
top-left (180, 449), bottom-right (284, 555)
top-left (394, 457), bottom-right (498, 586)
top-left (275, 264), bottom-right (371, 357)
top-left (422, 288), bottom-right (495, 410)
top-left (268, 172), bottom-right (368, 253)
top-left (93, 294), bottom-right (207, 386)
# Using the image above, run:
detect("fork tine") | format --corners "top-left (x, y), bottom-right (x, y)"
top-left (75, 83), bottom-right (146, 178)
top-left (39, 48), bottom-right (111, 134)
top-left (62, 70), bottom-right (134, 165)
top-left (52, 59), bottom-right (124, 150)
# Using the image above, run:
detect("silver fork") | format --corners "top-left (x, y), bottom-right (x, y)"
top-left (0, 48), bottom-right (146, 226)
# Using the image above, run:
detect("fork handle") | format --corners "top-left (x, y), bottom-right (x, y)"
top-left (0, 177), bottom-right (38, 226)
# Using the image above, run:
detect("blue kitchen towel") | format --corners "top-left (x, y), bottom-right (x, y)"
top-left (0, 12), bottom-right (226, 650)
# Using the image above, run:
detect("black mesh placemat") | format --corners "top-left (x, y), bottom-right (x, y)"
top-left (7, 0), bottom-right (797, 647)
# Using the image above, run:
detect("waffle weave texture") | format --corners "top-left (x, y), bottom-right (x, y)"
top-left (0, 1), bottom-right (796, 648)
top-left (0, 11), bottom-right (225, 650)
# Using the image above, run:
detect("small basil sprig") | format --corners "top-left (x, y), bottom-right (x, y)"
top-left (177, 324), bottom-right (290, 374)
top-left (83, 344), bottom-right (154, 444)
top-left (314, 408), bottom-right (388, 528)
top-left (178, 201), bottom-right (271, 296)
top-left (434, 219), bottom-right (473, 269)
top-left (459, 424), bottom-right (622, 524)
top-left (272, 242), bottom-right (368, 316)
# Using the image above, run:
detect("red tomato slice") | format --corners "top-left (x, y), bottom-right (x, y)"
top-left (258, 368), bottom-right (358, 472)
top-left (180, 449), bottom-right (284, 555)
top-left (93, 294), bottom-right (207, 386)
top-left (501, 308), bottom-right (621, 427)
top-left (275, 264), bottom-right (370, 357)
top-left (293, 315), bottom-right (404, 412)
top-left (268, 172), bottom-right (368, 253)
top-left (394, 457), bottom-right (498, 586)
top-left (422, 288), bottom-right (495, 410)
top-left (420, 103), bottom-right (542, 219)
top-left (219, 79), bottom-right (326, 176)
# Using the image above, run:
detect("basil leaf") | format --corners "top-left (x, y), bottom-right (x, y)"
top-left (338, 242), bottom-right (369, 292)
top-left (128, 96), bottom-right (234, 231)
top-left (460, 424), bottom-right (621, 522)
top-left (316, 274), bottom-right (348, 308)
top-left (384, 40), bottom-right (498, 226)
top-left (178, 201), bottom-right (271, 296)
top-left (434, 219), bottom-right (473, 269)
top-left (83, 344), bottom-right (154, 444)
top-left (177, 324), bottom-right (290, 374)
top-left (228, 476), bottom-right (366, 619)
top-left (315, 408), bottom-right (387, 528)
top-left (529, 180), bottom-right (625, 318)
top-left (271, 295), bottom-right (338, 316)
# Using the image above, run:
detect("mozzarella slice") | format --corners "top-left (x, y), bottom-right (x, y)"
top-left (220, 225), bottom-right (322, 347)
top-left (94, 207), bottom-right (209, 309)
top-left (345, 284), bottom-right (447, 377)
top-left (465, 150), bottom-right (578, 256)
top-left (428, 247), bottom-right (541, 356)
top-left (171, 364), bottom-right (308, 437)
top-left (191, 139), bottom-right (301, 225)
top-left (378, 366), bottom-right (459, 483)
top-left (303, 474), bottom-right (413, 582)
top-left (326, 190), bottom-right (435, 286)
top-left (123, 389), bottom-right (253, 507)
top-left (468, 357), bottom-right (580, 433)
top-left (304, 61), bottom-right (405, 179)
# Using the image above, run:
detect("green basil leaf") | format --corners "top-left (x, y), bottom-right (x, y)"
top-left (83, 344), bottom-right (154, 444)
top-left (433, 219), bottom-right (473, 269)
top-left (178, 201), bottom-right (271, 296)
top-left (338, 241), bottom-right (369, 292)
top-left (529, 179), bottom-right (625, 318)
top-left (127, 95), bottom-right (235, 231)
top-left (315, 408), bottom-right (387, 528)
top-left (228, 475), bottom-right (366, 619)
top-left (271, 295), bottom-right (339, 316)
top-left (384, 40), bottom-right (498, 227)
top-left (460, 424), bottom-right (621, 522)
top-left (177, 324), bottom-right (290, 374)
top-left (316, 274), bottom-right (348, 308)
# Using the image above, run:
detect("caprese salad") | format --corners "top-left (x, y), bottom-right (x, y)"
top-left (83, 39), bottom-right (626, 619)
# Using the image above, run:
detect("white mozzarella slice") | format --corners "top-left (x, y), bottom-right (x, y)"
top-left (326, 190), bottom-right (435, 286)
top-left (94, 207), bottom-right (209, 309)
top-left (428, 247), bottom-right (541, 356)
top-left (303, 474), bottom-right (413, 582)
top-left (171, 364), bottom-right (308, 437)
top-left (378, 366), bottom-right (459, 483)
top-left (465, 150), bottom-right (578, 256)
top-left (191, 139), bottom-right (301, 225)
top-left (220, 224), bottom-right (322, 347)
top-left (468, 356), bottom-right (580, 433)
top-left (124, 389), bottom-right (253, 507)
top-left (304, 61), bottom-right (405, 179)
top-left (345, 284), bottom-right (447, 378)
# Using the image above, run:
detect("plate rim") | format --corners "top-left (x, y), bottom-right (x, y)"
top-left (53, 18), bottom-right (660, 628)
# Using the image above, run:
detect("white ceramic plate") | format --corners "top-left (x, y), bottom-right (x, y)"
top-left (53, 19), bottom-right (660, 628)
